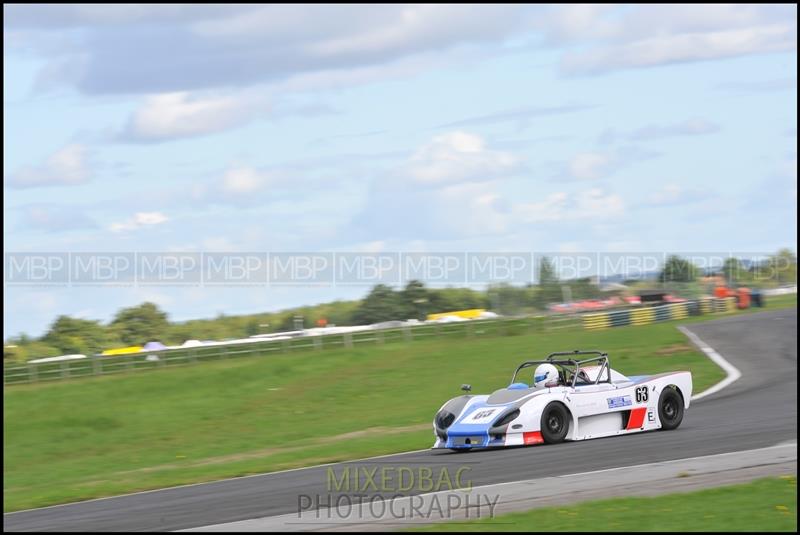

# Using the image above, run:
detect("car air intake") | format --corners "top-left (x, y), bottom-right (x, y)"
top-left (493, 409), bottom-right (520, 428)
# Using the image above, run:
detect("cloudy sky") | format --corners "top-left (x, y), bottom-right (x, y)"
top-left (3, 4), bottom-right (797, 337)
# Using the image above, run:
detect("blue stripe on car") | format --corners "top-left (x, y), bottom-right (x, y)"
top-left (445, 400), bottom-right (511, 448)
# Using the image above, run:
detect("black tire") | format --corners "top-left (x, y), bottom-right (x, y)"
top-left (540, 402), bottom-right (570, 444)
top-left (658, 387), bottom-right (684, 430)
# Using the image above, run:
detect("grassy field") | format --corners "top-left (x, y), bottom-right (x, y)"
top-left (3, 298), bottom-right (795, 512)
top-left (413, 475), bottom-right (798, 532)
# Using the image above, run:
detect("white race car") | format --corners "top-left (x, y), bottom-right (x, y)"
top-left (432, 350), bottom-right (692, 450)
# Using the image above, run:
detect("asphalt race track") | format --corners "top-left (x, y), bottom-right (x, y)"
top-left (5, 308), bottom-right (797, 532)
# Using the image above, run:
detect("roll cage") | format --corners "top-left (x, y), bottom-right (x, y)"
top-left (511, 350), bottom-right (611, 388)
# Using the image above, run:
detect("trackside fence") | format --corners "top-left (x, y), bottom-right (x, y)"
top-left (3, 315), bottom-right (565, 385)
top-left (1, 296), bottom-right (743, 385)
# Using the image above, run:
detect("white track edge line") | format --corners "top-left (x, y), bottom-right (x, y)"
top-left (679, 325), bottom-right (742, 401)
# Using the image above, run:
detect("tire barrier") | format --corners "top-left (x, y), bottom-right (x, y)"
top-left (654, 305), bottom-right (672, 322)
top-left (583, 313), bottom-right (611, 331)
top-left (630, 307), bottom-right (655, 326)
top-left (609, 309), bottom-right (630, 327)
top-left (671, 302), bottom-right (689, 320)
top-left (582, 298), bottom-right (745, 331)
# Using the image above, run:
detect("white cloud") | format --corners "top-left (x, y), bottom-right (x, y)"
top-left (568, 152), bottom-right (613, 180)
top-left (4, 5), bottom-right (212, 28)
top-left (437, 182), bottom-right (513, 235)
top-left (405, 131), bottom-right (521, 185)
top-left (717, 77), bottom-right (796, 93)
top-left (185, 165), bottom-right (285, 207)
top-left (300, 5), bottom-right (525, 58)
top-left (8, 5), bottom-right (796, 93)
top-left (538, 4), bottom-right (618, 43)
top-left (517, 188), bottom-right (625, 223)
top-left (564, 24), bottom-right (795, 75)
top-left (434, 103), bottom-right (595, 130)
top-left (633, 118), bottom-right (720, 139)
top-left (536, 5), bottom-right (798, 76)
top-left (353, 134), bottom-right (629, 241)
top-left (6, 144), bottom-right (91, 188)
top-left (574, 188), bottom-right (625, 218)
top-left (557, 146), bottom-right (659, 181)
top-left (18, 204), bottom-right (97, 233)
top-left (600, 118), bottom-right (721, 145)
top-left (221, 166), bottom-right (268, 194)
top-left (122, 92), bottom-right (265, 142)
top-left (110, 211), bottom-right (169, 232)
top-left (646, 184), bottom-right (709, 207)
top-left (352, 132), bottom-right (523, 239)
top-left (10, 5), bottom-right (533, 95)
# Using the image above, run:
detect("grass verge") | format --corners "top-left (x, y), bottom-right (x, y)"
top-left (411, 475), bottom-right (797, 532)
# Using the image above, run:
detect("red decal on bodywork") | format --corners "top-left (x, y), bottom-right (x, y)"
top-left (523, 431), bottom-right (544, 444)
top-left (627, 408), bottom-right (647, 429)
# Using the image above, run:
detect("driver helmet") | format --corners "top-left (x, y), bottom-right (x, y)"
top-left (532, 363), bottom-right (559, 388)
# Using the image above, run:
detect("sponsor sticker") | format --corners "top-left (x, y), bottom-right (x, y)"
top-left (462, 408), bottom-right (499, 424)
top-left (607, 395), bottom-right (632, 409)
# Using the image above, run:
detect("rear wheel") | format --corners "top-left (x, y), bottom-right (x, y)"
top-left (658, 387), bottom-right (684, 430)
top-left (540, 402), bottom-right (569, 444)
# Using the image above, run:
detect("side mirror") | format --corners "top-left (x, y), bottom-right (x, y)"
top-left (461, 384), bottom-right (472, 393)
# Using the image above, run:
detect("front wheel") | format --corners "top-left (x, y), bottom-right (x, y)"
top-left (540, 402), bottom-right (570, 444)
top-left (658, 387), bottom-right (684, 430)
